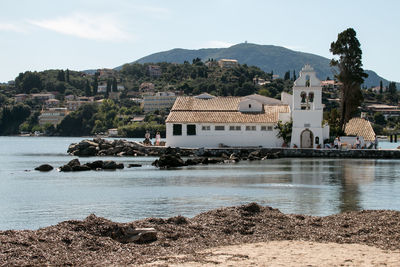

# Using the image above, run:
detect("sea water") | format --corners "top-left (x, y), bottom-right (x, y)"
top-left (0, 136), bottom-right (400, 230)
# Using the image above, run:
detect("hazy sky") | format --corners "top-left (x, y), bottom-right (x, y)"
top-left (1, 0), bottom-right (399, 82)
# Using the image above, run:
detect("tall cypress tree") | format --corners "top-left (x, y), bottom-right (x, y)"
top-left (330, 28), bottom-right (368, 129)
top-left (66, 69), bottom-right (70, 83)
top-left (93, 75), bottom-right (98, 95)
top-left (85, 80), bottom-right (91, 96)
top-left (112, 77), bottom-right (118, 92)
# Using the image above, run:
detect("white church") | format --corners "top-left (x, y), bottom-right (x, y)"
top-left (165, 65), bottom-right (329, 148)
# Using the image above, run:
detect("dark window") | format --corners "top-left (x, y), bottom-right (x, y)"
top-left (308, 92), bottom-right (314, 102)
top-left (315, 136), bottom-right (320, 144)
top-left (249, 104), bottom-right (252, 108)
top-left (215, 125), bottom-right (225, 131)
top-left (173, 124), bottom-right (182, 136)
top-left (187, 124), bottom-right (196, 135)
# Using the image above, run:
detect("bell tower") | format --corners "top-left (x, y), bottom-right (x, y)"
top-left (291, 65), bottom-right (329, 148)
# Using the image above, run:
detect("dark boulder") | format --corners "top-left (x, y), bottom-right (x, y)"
top-left (103, 161), bottom-right (120, 170)
top-left (86, 160), bottom-right (104, 170)
top-left (67, 158), bottom-right (81, 168)
top-left (34, 164), bottom-right (53, 172)
top-left (152, 154), bottom-right (185, 168)
top-left (76, 146), bottom-right (97, 156)
top-left (59, 165), bottom-right (72, 172)
top-left (72, 164), bottom-right (91, 172)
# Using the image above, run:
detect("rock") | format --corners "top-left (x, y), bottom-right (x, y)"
top-left (59, 165), bottom-right (72, 172)
top-left (116, 163), bottom-right (124, 169)
top-left (103, 161), bottom-right (118, 170)
top-left (152, 154), bottom-right (185, 168)
top-left (208, 158), bottom-right (224, 164)
top-left (76, 146), bottom-right (97, 156)
top-left (67, 158), bottom-right (81, 167)
top-left (86, 160), bottom-right (104, 170)
top-left (229, 153), bottom-right (240, 162)
top-left (79, 140), bottom-right (99, 149)
top-left (72, 164), bottom-right (91, 171)
top-left (67, 143), bottom-right (78, 154)
top-left (185, 158), bottom-right (203, 166)
top-left (128, 164), bottom-right (142, 168)
top-left (34, 164), bottom-right (53, 172)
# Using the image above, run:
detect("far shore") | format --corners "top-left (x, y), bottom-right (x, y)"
top-left (1, 203), bottom-right (399, 266)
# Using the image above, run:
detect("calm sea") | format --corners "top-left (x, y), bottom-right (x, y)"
top-left (0, 136), bottom-right (400, 230)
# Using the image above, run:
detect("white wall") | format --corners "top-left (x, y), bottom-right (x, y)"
top-left (166, 123), bottom-right (284, 148)
top-left (292, 111), bottom-right (323, 128)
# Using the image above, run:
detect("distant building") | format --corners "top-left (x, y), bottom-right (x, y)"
top-left (108, 128), bottom-right (119, 137)
top-left (38, 108), bottom-right (68, 126)
top-left (139, 82), bottom-right (155, 93)
top-left (366, 104), bottom-right (400, 118)
top-left (253, 77), bottom-right (270, 86)
top-left (65, 94), bottom-right (75, 101)
top-left (45, 99), bottom-right (60, 108)
top-left (218, 59), bottom-right (238, 68)
top-left (97, 68), bottom-right (116, 78)
top-left (141, 91), bottom-right (176, 112)
top-left (371, 86), bottom-right (387, 94)
top-left (148, 65), bottom-right (162, 77)
top-left (31, 93), bottom-right (55, 102)
top-left (321, 80), bottom-right (341, 91)
top-left (131, 115), bottom-right (145, 122)
top-left (14, 94), bottom-right (29, 103)
top-left (109, 92), bottom-right (121, 100)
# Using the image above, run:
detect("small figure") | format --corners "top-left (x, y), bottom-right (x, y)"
top-left (334, 136), bottom-right (341, 149)
top-left (144, 130), bottom-right (151, 146)
top-left (355, 136), bottom-right (361, 149)
top-left (155, 131), bottom-right (161, 146)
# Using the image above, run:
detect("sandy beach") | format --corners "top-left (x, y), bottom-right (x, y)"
top-left (158, 241), bottom-right (400, 266)
top-left (1, 203), bottom-right (400, 266)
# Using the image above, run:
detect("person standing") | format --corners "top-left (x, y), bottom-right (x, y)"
top-left (155, 131), bottom-right (161, 146)
top-left (355, 136), bottom-right (361, 149)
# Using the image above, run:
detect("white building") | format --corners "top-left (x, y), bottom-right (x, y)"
top-left (288, 65), bottom-right (330, 148)
top-left (165, 65), bottom-right (329, 148)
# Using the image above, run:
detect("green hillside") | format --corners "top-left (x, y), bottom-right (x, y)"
top-left (128, 43), bottom-right (392, 88)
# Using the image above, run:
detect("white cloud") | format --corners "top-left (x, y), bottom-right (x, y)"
top-left (202, 41), bottom-right (235, 48)
top-left (28, 13), bottom-right (132, 42)
top-left (0, 23), bottom-right (25, 33)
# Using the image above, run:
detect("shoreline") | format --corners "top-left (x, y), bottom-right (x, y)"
top-left (1, 203), bottom-right (399, 265)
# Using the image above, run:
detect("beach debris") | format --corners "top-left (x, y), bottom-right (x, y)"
top-left (34, 164), bottom-right (54, 172)
top-left (1, 204), bottom-right (400, 265)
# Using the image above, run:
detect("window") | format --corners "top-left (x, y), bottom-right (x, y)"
top-left (261, 126), bottom-right (267, 131)
top-left (246, 126), bottom-right (256, 131)
top-left (249, 104), bottom-right (252, 108)
top-left (173, 124), bottom-right (182, 136)
top-left (300, 91), bottom-right (307, 103)
top-left (215, 125), bottom-right (225, 131)
top-left (229, 126), bottom-right (241, 131)
top-left (308, 92), bottom-right (314, 102)
top-left (202, 125), bottom-right (210, 131)
top-left (315, 136), bottom-right (319, 144)
top-left (187, 124), bottom-right (196, 135)
top-left (267, 126), bottom-right (273, 131)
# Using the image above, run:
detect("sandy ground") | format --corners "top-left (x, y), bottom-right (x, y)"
top-left (156, 241), bottom-right (400, 266)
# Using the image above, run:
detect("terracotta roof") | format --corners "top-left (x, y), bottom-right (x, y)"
top-left (166, 105), bottom-right (289, 123)
top-left (171, 96), bottom-right (241, 111)
top-left (344, 118), bottom-right (376, 141)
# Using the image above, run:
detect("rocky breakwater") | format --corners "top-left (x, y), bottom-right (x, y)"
top-left (67, 138), bottom-right (174, 157)
top-left (152, 147), bottom-right (281, 169)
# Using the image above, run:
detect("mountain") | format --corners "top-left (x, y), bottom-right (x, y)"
top-left (126, 43), bottom-right (394, 88)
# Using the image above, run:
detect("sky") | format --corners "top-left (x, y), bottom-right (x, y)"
top-left (1, 0), bottom-right (399, 83)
